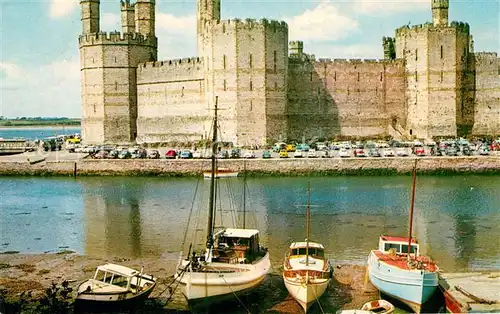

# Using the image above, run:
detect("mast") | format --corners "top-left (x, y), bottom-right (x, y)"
top-left (243, 160), bottom-right (246, 229)
top-left (306, 181), bottom-right (311, 267)
top-left (206, 96), bottom-right (218, 249)
top-left (407, 159), bottom-right (417, 255)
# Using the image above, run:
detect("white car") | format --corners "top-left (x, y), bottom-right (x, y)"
top-left (307, 149), bottom-right (317, 158)
top-left (193, 151), bottom-right (202, 159)
top-left (383, 148), bottom-right (395, 157)
top-left (294, 150), bottom-right (305, 158)
top-left (244, 150), bottom-right (256, 158)
top-left (395, 147), bottom-right (408, 157)
top-left (316, 143), bottom-right (327, 151)
top-left (339, 149), bottom-right (350, 158)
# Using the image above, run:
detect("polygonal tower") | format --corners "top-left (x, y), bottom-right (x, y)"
top-left (79, 0), bottom-right (157, 144)
top-left (197, 0), bottom-right (220, 54)
top-left (432, 0), bottom-right (449, 27)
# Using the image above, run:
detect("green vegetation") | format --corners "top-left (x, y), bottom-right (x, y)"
top-left (0, 117), bottom-right (80, 127)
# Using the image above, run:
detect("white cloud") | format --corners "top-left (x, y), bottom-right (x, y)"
top-left (357, 0), bottom-right (429, 15)
top-left (156, 13), bottom-right (197, 59)
top-left (101, 13), bottom-right (121, 31)
top-left (308, 43), bottom-right (383, 59)
top-left (50, 0), bottom-right (79, 19)
top-left (0, 58), bottom-right (81, 117)
top-left (284, 1), bottom-right (359, 41)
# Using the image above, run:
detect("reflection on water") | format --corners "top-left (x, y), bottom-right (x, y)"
top-left (1, 175), bottom-right (499, 272)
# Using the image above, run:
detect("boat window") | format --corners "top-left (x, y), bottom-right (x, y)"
top-left (401, 245), bottom-right (418, 254)
top-left (298, 248), bottom-right (307, 255)
top-left (384, 243), bottom-right (401, 253)
top-left (111, 274), bottom-right (128, 287)
top-left (315, 249), bottom-right (325, 257)
top-left (291, 249), bottom-right (298, 255)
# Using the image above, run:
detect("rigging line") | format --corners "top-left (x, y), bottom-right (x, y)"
top-left (158, 262), bottom-right (190, 304)
top-left (179, 174), bottom-right (202, 261)
top-left (218, 271), bottom-right (251, 314)
top-left (312, 282), bottom-right (327, 314)
top-left (226, 177), bottom-right (237, 228)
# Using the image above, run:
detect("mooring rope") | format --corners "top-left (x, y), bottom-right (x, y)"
top-left (219, 270), bottom-right (251, 314)
top-left (158, 262), bottom-right (190, 305)
top-left (312, 280), bottom-right (327, 314)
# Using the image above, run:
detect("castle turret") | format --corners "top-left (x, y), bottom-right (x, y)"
top-left (135, 0), bottom-right (155, 37)
top-left (120, 0), bottom-right (135, 34)
top-left (197, 0), bottom-right (220, 52)
top-left (432, 0), bottom-right (449, 26)
top-left (289, 41), bottom-right (303, 55)
top-left (80, 0), bottom-right (99, 34)
top-left (382, 36), bottom-right (396, 60)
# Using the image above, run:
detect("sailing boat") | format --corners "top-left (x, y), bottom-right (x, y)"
top-left (367, 160), bottom-right (439, 313)
top-left (282, 183), bottom-right (333, 313)
top-left (174, 96), bottom-right (271, 306)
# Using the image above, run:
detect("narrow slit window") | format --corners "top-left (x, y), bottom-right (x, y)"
top-left (415, 49), bottom-right (418, 61)
top-left (115, 81), bottom-right (118, 90)
top-left (380, 72), bottom-right (383, 81)
top-left (310, 72), bottom-right (313, 82)
top-left (357, 72), bottom-right (360, 82)
top-left (223, 80), bottom-right (226, 91)
top-left (334, 71), bottom-right (337, 81)
top-left (440, 46), bottom-right (443, 59)
top-left (182, 86), bottom-right (184, 97)
top-left (250, 100), bottom-right (253, 111)
top-left (415, 70), bottom-right (418, 82)
top-left (223, 55), bottom-right (226, 69)
top-left (274, 81), bottom-right (278, 90)
top-left (441, 71), bottom-right (443, 82)
top-left (249, 54), bottom-right (253, 68)
top-left (250, 80), bottom-right (253, 91)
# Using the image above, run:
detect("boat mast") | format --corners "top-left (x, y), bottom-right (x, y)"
top-left (306, 182), bottom-right (311, 267)
top-left (407, 159), bottom-right (417, 256)
top-left (243, 160), bottom-right (246, 229)
top-left (206, 96), bottom-right (218, 249)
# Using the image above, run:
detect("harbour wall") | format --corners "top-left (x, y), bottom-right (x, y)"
top-left (0, 157), bottom-right (499, 176)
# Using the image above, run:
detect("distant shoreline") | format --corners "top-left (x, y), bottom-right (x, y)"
top-left (0, 125), bottom-right (81, 131)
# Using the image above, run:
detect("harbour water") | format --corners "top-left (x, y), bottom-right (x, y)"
top-left (0, 126), bottom-right (81, 140)
top-left (1, 175), bottom-right (499, 313)
top-left (1, 175), bottom-right (499, 272)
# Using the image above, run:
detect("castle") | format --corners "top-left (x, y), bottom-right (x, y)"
top-left (79, 0), bottom-right (499, 146)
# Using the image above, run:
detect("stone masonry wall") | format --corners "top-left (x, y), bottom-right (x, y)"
top-left (287, 57), bottom-right (406, 141)
top-left (472, 53), bottom-right (500, 135)
top-left (136, 58), bottom-right (207, 144)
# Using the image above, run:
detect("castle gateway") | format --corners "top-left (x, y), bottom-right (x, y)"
top-left (79, 0), bottom-right (499, 145)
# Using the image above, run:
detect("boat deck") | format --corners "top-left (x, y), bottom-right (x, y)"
top-left (373, 251), bottom-right (438, 272)
top-left (439, 271), bottom-right (500, 313)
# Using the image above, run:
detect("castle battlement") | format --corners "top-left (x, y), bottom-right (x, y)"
top-left (205, 18), bottom-right (288, 32)
top-left (139, 57), bottom-right (204, 69)
top-left (120, 0), bottom-right (134, 10)
top-left (396, 20), bottom-right (470, 35)
top-left (78, 31), bottom-right (156, 46)
top-left (450, 21), bottom-right (470, 32)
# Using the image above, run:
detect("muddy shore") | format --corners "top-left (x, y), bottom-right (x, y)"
top-left (0, 252), bottom-right (378, 313)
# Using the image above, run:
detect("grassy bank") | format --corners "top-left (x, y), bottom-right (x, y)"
top-left (0, 118), bottom-right (80, 127)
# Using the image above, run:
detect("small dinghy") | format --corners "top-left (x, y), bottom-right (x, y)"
top-left (75, 263), bottom-right (156, 311)
top-left (361, 299), bottom-right (395, 314)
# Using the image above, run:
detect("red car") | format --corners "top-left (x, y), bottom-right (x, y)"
top-left (165, 150), bottom-right (177, 159)
top-left (414, 147), bottom-right (425, 156)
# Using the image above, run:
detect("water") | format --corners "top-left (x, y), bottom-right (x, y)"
top-left (0, 126), bottom-right (81, 140)
top-left (1, 175), bottom-right (499, 312)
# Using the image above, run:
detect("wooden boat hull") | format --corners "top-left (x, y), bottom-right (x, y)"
top-left (74, 280), bottom-right (156, 311)
top-left (176, 252), bottom-right (270, 304)
top-left (283, 276), bottom-right (330, 313)
top-left (367, 251), bottom-right (438, 313)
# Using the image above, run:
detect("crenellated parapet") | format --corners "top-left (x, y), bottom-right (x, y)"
top-left (78, 31), bottom-right (157, 47)
top-left (450, 21), bottom-right (470, 33)
top-left (139, 57), bottom-right (204, 69)
top-left (204, 18), bottom-right (288, 34)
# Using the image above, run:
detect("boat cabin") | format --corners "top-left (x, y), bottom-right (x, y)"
top-left (213, 228), bottom-right (261, 263)
top-left (288, 242), bottom-right (325, 258)
top-left (92, 263), bottom-right (141, 292)
top-left (378, 235), bottom-right (419, 256)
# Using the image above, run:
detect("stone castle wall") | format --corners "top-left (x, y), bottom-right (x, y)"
top-left (79, 32), bottom-right (157, 145)
top-left (136, 58), bottom-right (208, 144)
top-left (201, 19), bottom-right (289, 145)
top-left (287, 57), bottom-right (406, 141)
top-left (472, 53), bottom-right (500, 135)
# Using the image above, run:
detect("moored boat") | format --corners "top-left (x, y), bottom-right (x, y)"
top-left (361, 299), bottom-right (395, 314)
top-left (175, 96), bottom-right (270, 307)
top-left (75, 263), bottom-right (156, 310)
top-left (367, 160), bottom-right (439, 314)
top-left (203, 168), bottom-right (239, 178)
top-left (282, 183), bottom-right (333, 313)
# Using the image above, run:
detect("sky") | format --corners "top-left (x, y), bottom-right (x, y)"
top-left (0, 0), bottom-right (498, 118)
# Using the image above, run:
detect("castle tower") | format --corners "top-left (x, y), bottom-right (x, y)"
top-left (135, 0), bottom-right (155, 37)
top-left (79, 0), bottom-right (158, 144)
top-left (197, 0), bottom-right (220, 53)
top-left (120, 0), bottom-right (135, 34)
top-left (382, 37), bottom-right (396, 60)
top-left (432, 0), bottom-right (449, 27)
top-left (80, 0), bottom-right (99, 34)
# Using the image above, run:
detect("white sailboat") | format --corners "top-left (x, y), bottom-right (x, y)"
top-left (283, 183), bottom-right (333, 313)
top-left (174, 96), bottom-right (271, 306)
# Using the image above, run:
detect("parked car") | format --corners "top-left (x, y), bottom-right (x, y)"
top-left (279, 150), bottom-right (289, 158)
top-left (339, 148), bottom-right (350, 158)
top-left (148, 150), bottom-right (160, 159)
top-left (262, 150), bottom-right (272, 159)
top-left (316, 142), bottom-right (327, 151)
top-left (180, 151), bottom-right (193, 159)
top-left (354, 148), bottom-right (366, 157)
top-left (244, 150), bottom-right (256, 159)
top-left (368, 148), bottom-right (381, 157)
top-left (165, 150), bottom-right (177, 159)
top-left (307, 149), bottom-right (317, 158)
top-left (217, 150), bottom-right (229, 159)
top-left (118, 150), bottom-right (131, 159)
top-left (286, 144), bottom-right (296, 152)
top-left (272, 142), bottom-right (286, 152)
top-left (43, 138), bottom-right (62, 151)
top-left (478, 145), bottom-right (490, 155)
top-left (230, 148), bottom-right (241, 159)
top-left (107, 150), bottom-right (119, 159)
top-left (94, 150), bottom-right (108, 159)
top-left (192, 151), bottom-right (202, 159)
top-left (462, 146), bottom-right (473, 156)
top-left (383, 148), bottom-right (395, 157)
top-left (445, 146), bottom-right (458, 156)
top-left (414, 147), bottom-right (425, 157)
top-left (395, 147), bottom-right (408, 157)
top-left (294, 150), bottom-right (305, 158)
